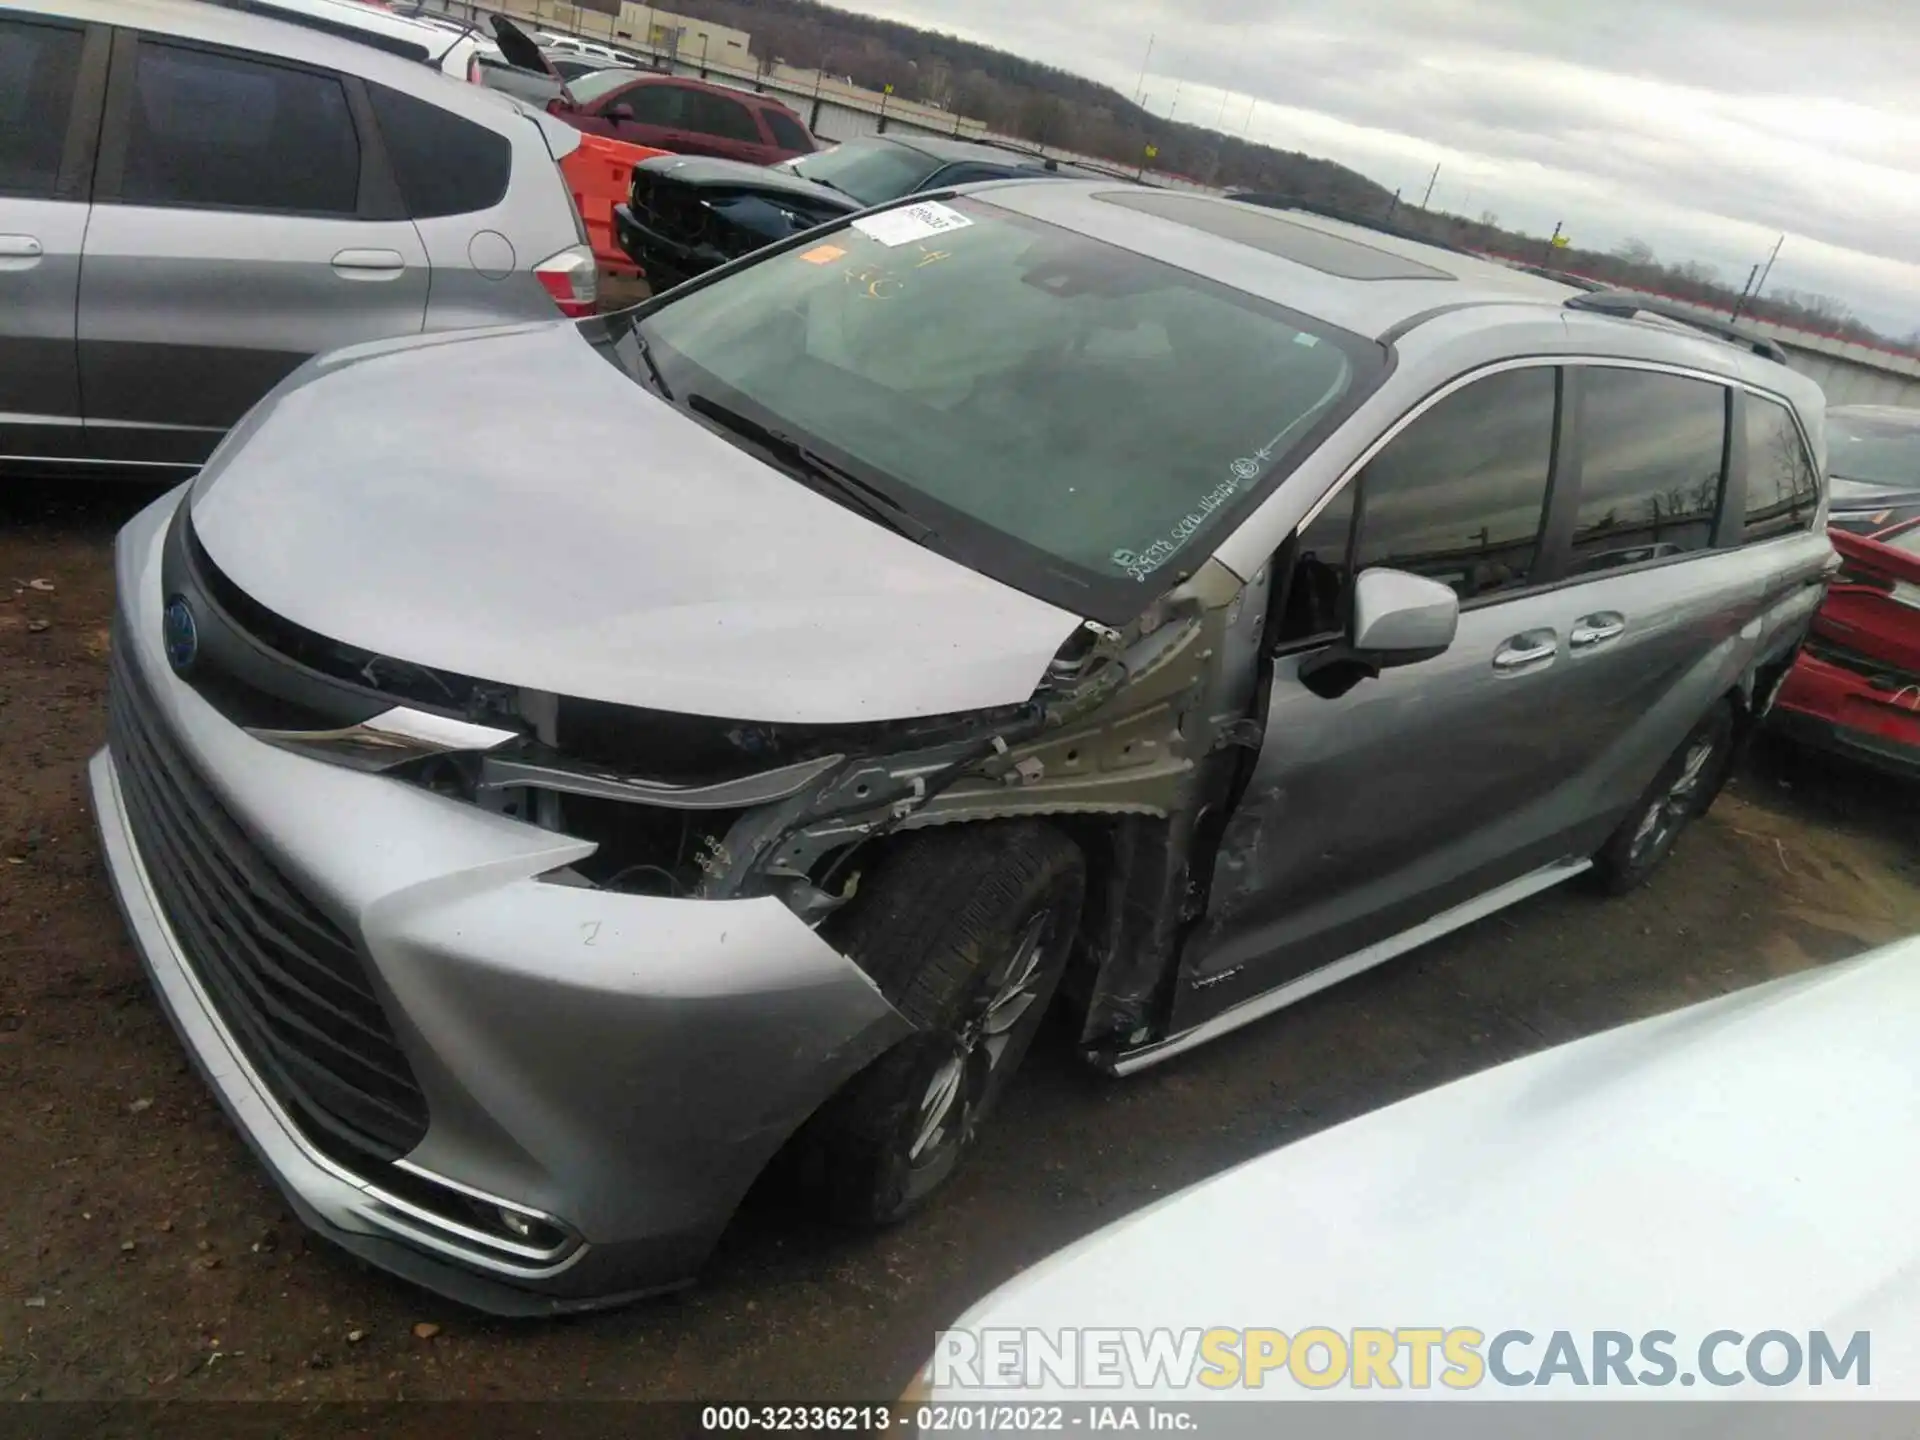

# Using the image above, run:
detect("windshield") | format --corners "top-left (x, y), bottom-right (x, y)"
top-left (626, 196), bottom-right (1381, 618)
top-left (788, 141), bottom-right (946, 207)
top-left (568, 69), bottom-right (644, 105)
top-left (1827, 411), bottom-right (1920, 488)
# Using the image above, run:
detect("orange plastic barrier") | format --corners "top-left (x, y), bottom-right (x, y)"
top-left (560, 132), bottom-right (670, 279)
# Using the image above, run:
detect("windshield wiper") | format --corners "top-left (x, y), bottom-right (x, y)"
top-left (621, 327), bottom-right (674, 400)
top-left (686, 393), bottom-right (933, 542)
top-left (802, 174), bottom-right (859, 200)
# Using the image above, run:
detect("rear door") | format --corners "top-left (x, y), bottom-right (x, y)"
top-left (0, 12), bottom-right (105, 466)
top-left (79, 29), bottom-right (428, 467)
top-left (1735, 389), bottom-right (1837, 689)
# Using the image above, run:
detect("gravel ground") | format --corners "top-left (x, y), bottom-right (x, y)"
top-left (3, 478), bottom-right (1916, 1405)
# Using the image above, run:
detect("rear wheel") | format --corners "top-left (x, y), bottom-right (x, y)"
top-left (1592, 699), bottom-right (1735, 894)
top-left (789, 821), bottom-right (1085, 1227)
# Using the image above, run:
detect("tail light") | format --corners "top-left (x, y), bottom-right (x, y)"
top-left (534, 244), bottom-right (598, 318)
top-left (467, 54), bottom-right (483, 84)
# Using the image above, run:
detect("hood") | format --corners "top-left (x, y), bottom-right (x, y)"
top-left (938, 939), bottom-right (1920, 1399)
top-left (187, 322), bottom-right (1082, 725)
top-left (637, 152), bottom-right (856, 208)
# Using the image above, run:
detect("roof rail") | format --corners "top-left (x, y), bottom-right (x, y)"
top-left (1565, 290), bottom-right (1789, 365)
top-left (201, 0), bottom-right (434, 64)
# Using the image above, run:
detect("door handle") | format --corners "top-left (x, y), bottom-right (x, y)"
top-left (330, 248), bottom-right (406, 279)
top-left (0, 234), bottom-right (44, 270)
top-left (1492, 629), bottom-right (1558, 673)
top-left (1569, 612), bottom-right (1627, 650)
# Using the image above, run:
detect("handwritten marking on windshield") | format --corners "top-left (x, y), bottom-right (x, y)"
top-left (1112, 478), bottom-right (1244, 582)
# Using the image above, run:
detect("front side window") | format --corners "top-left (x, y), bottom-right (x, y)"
top-left (0, 16), bottom-right (83, 198)
top-left (1743, 397), bottom-right (1820, 542)
top-left (1353, 366), bottom-right (1558, 601)
top-left (121, 40), bottom-right (359, 214)
top-left (618, 83), bottom-right (688, 125)
top-left (686, 90), bottom-right (760, 143)
top-left (627, 197), bottom-right (1382, 620)
top-left (1572, 368), bottom-right (1727, 572)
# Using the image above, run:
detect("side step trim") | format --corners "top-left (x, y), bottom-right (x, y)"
top-left (1104, 857), bottom-right (1592, 1077)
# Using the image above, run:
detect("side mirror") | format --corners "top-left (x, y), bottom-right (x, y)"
top-left (1299, 568), bottom-right (1458, 699)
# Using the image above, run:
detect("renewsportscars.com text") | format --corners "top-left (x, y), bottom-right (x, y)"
top-left (931, 1327), bottom-right (1872, 1391)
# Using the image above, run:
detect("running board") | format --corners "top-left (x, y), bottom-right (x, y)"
top-left (1103, 857), bottom-right (1592, 1076)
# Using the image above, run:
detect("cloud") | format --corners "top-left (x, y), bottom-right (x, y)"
top-left (823, 0), bottom-right (1920, 335)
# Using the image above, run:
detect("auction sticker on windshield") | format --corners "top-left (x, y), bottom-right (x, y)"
top-left (853, 201), bottom-right (975, 247)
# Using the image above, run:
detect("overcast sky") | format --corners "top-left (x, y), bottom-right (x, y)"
top-left (825, 0), bottom-right (1920, 337)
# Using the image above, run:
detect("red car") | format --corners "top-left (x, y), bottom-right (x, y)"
top-left (1771, 516), bottom-right (1920, 778)
top-left (547, 72), bottom-right (815, 165)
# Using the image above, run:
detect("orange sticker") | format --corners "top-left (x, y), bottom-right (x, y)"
top-left (799, 244), bottom-right (847, 265)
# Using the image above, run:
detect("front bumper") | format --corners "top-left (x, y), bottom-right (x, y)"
top-left (90, 489), bottom-right (909, 1313)
top-left (611, 202), bottom-right (725, 290)
top-left (1770, 650), bottom-right (1920, 781)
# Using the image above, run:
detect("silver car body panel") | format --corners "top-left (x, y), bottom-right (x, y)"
top-left (0, 196), bottom-right (88, 460)
top-left (187, 321), bottom-right (1087, 724)
top-left (4, 0), bottom-right (585, 470)
top-left (932, 937), bottom-right (1920, 1400)
top-left (93, 489), bottom-right (911, 1311)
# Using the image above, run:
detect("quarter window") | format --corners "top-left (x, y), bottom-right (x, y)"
top-left (367, 84), bottom-right (509, 219)
top-left (121, 40), bottom-right (359, 214)
top-left (1572, 368), bottom-right (1727, 572)
top-left (0, 16), bottom-right (84, 198)
top-left (1742, 397), bottom-right (1820, 541)
top-left (763, 109), bottom-right (812, 152)
top-left (1353, 366), bottom-right (1559, 601)
top-left (1274, 481), bottom-right (1355, 648)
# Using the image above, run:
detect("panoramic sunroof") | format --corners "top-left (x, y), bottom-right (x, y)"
top-left (1095, 191), bottom-right (1456, 282)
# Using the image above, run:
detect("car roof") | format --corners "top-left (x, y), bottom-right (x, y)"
top-left (972, 181), bottom-right (1576, 332)
top-left (626, 71), bottom-right (801, 115)
top-left (28, 0), bottom-right (552, 128)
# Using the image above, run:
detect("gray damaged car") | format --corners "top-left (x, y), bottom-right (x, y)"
top-left (92, 183), bottom-right (1833, 1313)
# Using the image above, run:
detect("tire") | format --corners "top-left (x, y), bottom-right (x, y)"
top-left (789, 821), bottom-right (1086, 1227)
top-left (1591, 699), bottom-right (1736, 894)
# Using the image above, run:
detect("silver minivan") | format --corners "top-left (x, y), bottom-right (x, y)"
top-left (92, 184), bottom-right (1832, 1313)
top-left (0, 0), bottom-right (592, 476)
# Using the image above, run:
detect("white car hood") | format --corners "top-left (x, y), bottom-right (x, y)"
top-left (188, 322), bottom-right (1082, 725)
top-left (938, 940), bottom-right (1920, 1400)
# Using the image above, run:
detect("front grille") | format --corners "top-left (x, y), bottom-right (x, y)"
top-left (630, 169), bottom-right (711, 246)
top-left (108, 631), bottom-right (429, 1167)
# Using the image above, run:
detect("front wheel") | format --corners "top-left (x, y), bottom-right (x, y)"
top-left (1591, 699), bottom-right (1735, 894)
top-left (789, 821), bottom-right (1085, 1227)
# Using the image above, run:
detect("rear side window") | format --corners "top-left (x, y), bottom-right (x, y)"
top-left (763, 108), bottom-right (812, 152)
top-left (1353, 366), bottom-right (1559, 601)
top-left (687, 90), bottom-right (761, 143)
top-left (1572, 368), bottom-right (1727, 573)
top-left (0, 16), bottom-right (84, 198)
top-left (1742, 397), bottom-right (1821, 541)
top-left (367, 84), bottom-right (509, 219)
top-left (121, 40), bottom-right (359, 214)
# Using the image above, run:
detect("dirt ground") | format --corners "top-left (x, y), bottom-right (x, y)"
top-left (3, 478), bottom-right (1917, 1405)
